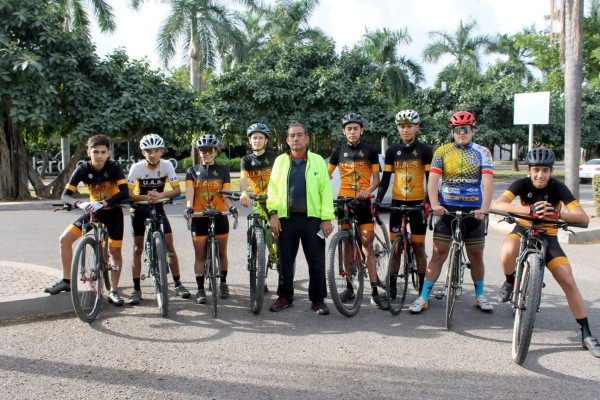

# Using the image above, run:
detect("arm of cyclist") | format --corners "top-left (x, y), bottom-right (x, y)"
top-left (357, 167), bottom-right (380, 200)
top-left (473, 173), bottom-right (493, 220)
top-left (426, 172), bottom-right (447, 217)
top-left (184, 181), bottom-right (195, 220)
top-left (239, 174), bottom-right (251, 208)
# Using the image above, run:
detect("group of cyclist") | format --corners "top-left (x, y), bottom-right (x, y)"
top-left (43, 109), bottom-right (600, 358)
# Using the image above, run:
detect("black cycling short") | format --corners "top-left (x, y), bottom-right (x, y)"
top-left (130, 205), bottom-right (172, 237)
top-left (433, 205), bottom-right (485, 246)
top-left (336, 198), bottom-right (374, 230)
top-left (70, 207), bottom-right (124, 247)
top-left (389, 200), bottom-right (427, 243)
top-left (508, 225), bottom-right (568, 270)
top-left (190, 215), bottom-right (229, 238)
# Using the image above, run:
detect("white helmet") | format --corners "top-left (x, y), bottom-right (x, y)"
top-left (140, 134), bottom-right (165, 150)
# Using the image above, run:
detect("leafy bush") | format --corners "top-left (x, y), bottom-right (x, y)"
top-left (179, 157), bottom-right (241, 172)
top-left (594, 174), bottom-right (600, 217)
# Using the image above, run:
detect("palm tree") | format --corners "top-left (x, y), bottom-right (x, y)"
top-left (131, 0), bottom-right (257, 89)
top-left (488, 32), bottom-right (538, 85)
top-left (359, 27), bottom-right (423, 104)
top-left (220, 8), bottom-right (270, 70)
top-left (423, 19), bottom-right (496, 70)
top-left (59, 0), bottom-right (116, 34)
top-left (265, 0), bottom-right (326, 45)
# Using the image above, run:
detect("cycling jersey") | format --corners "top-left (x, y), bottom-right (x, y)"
top-left (240, 151), bottom-right (277, 197)
top-left (381, 141), bottom-right (433, 202)
top-left (328, 142), bottom-right (380, 198)
top-left (185, 163), bottom-right (231, 212)
top-left (64, 159), bottom-right (128, 207)
top-left (127, 159), bottom-right (179, 196)
top-left (430, 142), bottom-right (493, 208)
top-left (501, 177), bottom-right (580, 236)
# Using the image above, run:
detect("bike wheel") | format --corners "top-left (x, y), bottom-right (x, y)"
top-left (100, 238), bottom-right (111, 291)
top-left (374, 219), bottom-right (391, 289)
top-left (386, 237), bottom-right (409, 315)
top-left (209, 238), bottom-right (219, 317)
top-left (327, 231), bottom-right (363, 317)
top-left (512, 254), bottom-right (543, 365)
top-left (249, 227), bottom-right (267, 314)
top-left (408, 244), bottom-right (419, 292)
top-left (153, 231), bottom-right (169, 318)
top-left (445, 245), bottom-right (460, 330)
top-left (70, 236), bottom-right (102, 323)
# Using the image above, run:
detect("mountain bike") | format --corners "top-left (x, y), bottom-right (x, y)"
top-left (187, 205), bottom-right (238, 317)
top-left (429, 210), bottom-right (488, 329)
top-left (380, 203), bottom-right (425, 315)
top-left (219, 190), bottom-right (280, 315)
top-left (489, 209), bottom-right (584, 365)
top-left (133, 196), bottom-right (182, 317)
top-left (53, 203), bottom-right (115, 323)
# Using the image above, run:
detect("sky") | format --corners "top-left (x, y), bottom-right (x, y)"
top-left (91, 0), bottom-right (556, 88)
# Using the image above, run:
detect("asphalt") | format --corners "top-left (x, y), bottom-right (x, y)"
top-left (1, 198), bottom-right (598, 322)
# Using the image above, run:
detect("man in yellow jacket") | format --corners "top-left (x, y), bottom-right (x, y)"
top-left (267, 123), bottom-right (335, 315)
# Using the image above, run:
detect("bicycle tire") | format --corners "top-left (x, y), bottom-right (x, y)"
top-left (100, 237), bottom-right (111, 291)
top-left (445, 244), bottom-right (460, 329)
top-left (71, 236), bottom-right (102, 323)
top-left (374, 219), bottom-right (391, 289)
top-left (512, 253), bottom-right (543, 365)
top-left (386, 237), bottom-right (409, 315)
top-left (249, 227), bottom-right (267, 314)
top-left (408, 243), bottom-right (419, 292)
top-left (209, 237), bottom-right (219, 317)
top-left (153, 231), bottom-right (169, 318)
top-left (327, 231), bottom-right (363, 317)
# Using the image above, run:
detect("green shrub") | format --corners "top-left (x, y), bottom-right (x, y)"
top-left (178, 156), bottom-right (241, 172)
top-left (594, 174), bottom-right (600, 217)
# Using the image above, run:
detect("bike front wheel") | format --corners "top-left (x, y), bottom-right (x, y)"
top-left (386, 237), bottom-right (409, 315)
top-left (152, 231), bottom-right (169, 318)
top-left (445, 244), bottom-right (460, 330)
top-left (249, 227), bottom-right (267, 314)
top-left (71, 236), bottom-right (102, 323)
top-left (208, 237), bottom-right (220, 318)
top-left (327, 231), bottom-right (364, 317)
top-left (512, 253), bottom-right (543, 365)
top-left (374, 219), bottom-right (391, 289)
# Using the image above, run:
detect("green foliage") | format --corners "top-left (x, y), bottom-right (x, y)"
top-left (594, 174), bottom-right (600, 217)
top-left (179, 156), bottom-right (240, 172)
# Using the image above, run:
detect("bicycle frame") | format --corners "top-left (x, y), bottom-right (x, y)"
top-left (512, 229), bottom-right (547, 312)
top-left (246, 201), bottom-right (279, 268)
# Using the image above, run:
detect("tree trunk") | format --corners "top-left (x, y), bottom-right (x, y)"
top-left (564, 0), bottom-right (583, 197)
top-left (28, 143), bottom-right (86, 199)
top-left (0, 101), bottom-right (31, 200)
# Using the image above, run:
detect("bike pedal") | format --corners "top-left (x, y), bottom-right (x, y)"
top-left (434, 290), bottom-right (444, 299)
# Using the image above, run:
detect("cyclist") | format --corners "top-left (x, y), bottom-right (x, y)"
top-left (44, 134), bottom-right (129, 306)
top-left (184, 134), bottom-right (238, 305)
top-left (375, 109), bottom-right (433, 297)
top-left (493, 148), bottom-right (600, 357)
top-left (126, 134), bottom-right (190, 305)
top-left (328, 113), bottom-right (385, 309)
top-left (409, 111), bottom-right (494, 314)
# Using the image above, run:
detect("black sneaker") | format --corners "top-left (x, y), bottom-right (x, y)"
top-left (498, 281), bottom-right (513, 303)
top-left (270, 297), bottom-right (294, 312)
top-left (583, 336), bottom-right (600, 358)
top-left (44, 280), bottom-right (70, 295)
top-left (175, 284), bottom-right (191, 299)
top-left (340, 288), bottom-right (355, 303)
top-left (219, 282), bottom-right (230, 299)
top-left (311, 300), bottom-right (330, 315)
top-left (196, 289), bottom-right (207, 304)
top-left (371, 294), bottom-right (389, 310)
top-left (128, 289), bottom-right (142, 305)
top-left (107, 291), bottom-right (124, 306)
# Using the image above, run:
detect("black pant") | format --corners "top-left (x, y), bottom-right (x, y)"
top-left (277, 215), bottom-right (327, 302)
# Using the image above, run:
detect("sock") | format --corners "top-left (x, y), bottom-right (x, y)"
top-left (173, 275), bottom-right (181, 286)
top-left (133, 278), bottom-right (141, 291)
top-left (371, 284), bottom-right (378, 297)
top-left (505, 273), bottom-right (515, 284)
top-left (418, 273), bottom-right (425, 295)
top-left (421, 280), bottom-right (435, 299)
top-left (576, 317), bottom-right (592, 339)
top-left (196, 274), bottom-right (204, 290)
top-left (474, 280), bottom-right (484, 297)
top-left (221, 270), bottom-right (228, 283)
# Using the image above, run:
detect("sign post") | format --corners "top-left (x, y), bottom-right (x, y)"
top-left (513, 92), bottom-right (550, 153)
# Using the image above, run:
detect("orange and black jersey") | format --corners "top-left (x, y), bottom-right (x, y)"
top-left (328, 142), bottom-right (380, 198)
top-left (64, 160), bottom-right (128, 207)
top-left (185, 163), bottom-right (231, 212)
top-left (240, 151), bottom-right (277, 197)
top-left (377, 141), bottom-right (433, 202)
top-left (502, 177), bottom-right (580, 236)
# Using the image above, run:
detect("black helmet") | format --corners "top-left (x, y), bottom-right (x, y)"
top-left (342, 113), bottom-right (364, 128)
top-left (195, 134), bottom-right (220, 149)
top-left (526, 148), bottom-right (555, 167)
top-left (247, 123), bottom-right (270, 138)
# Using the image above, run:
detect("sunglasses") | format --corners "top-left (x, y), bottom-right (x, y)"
top-left (452, 126), bottom-right (473, 135)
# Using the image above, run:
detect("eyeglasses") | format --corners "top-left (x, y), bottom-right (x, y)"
top-left (452, 126), bottom-right (473, 135)
top-left (198, 147), bottom-right (217, 154)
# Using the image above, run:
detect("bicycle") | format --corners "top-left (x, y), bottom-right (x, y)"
top-left (379, 203), bottom-right (425, 315)
top-left (429, 210), bottom-right (488, 329)
top-left (488, 209), bottom-right (584, 365)
top-left (53, 203), bottom-right (116, 323)
top-left (327, 197), bottom-right (390, 317)
top-left (219, 190), bottom-right (279, 315)
top-left (133, 196), bottom-right (182, 318)
top-left (187, 204), bottom-right (238, 318)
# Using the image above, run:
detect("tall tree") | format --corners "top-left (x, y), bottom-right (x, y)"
top-left (423, 19), bottom-right (496, 70)
top-left (488, 32), bottom-right (538, 85)
top-left (59, 0), bottom-right (116, 34)
top-left (358, 27), bottom-right (423, 105)
top-left (265, 0), bottom-right (326, 44)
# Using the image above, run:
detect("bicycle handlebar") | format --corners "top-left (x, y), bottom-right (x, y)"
top-left (219, 190), bottom-right (268, 202)
top-left (488, 209), bottom-right (588, 229)
top-left (133, 195), bottom-right (184, 206)
top-left (427, 209), bottom-right (489, 234)
top-left (187, 209), bottom-right (239, 230)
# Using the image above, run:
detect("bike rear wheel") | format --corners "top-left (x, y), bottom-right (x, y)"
top-left (208, 237), bottom-right (219, 317)
top-left (152, 231), bottom-right (169, 318)
top-left (445, 244), bottom-right (460, 329)
top-left (327, 231), bottom-right (363, 317)
top-left (374, 219), bottom-right (391, 289)
top-left (249, 227), bottom-right (267, 314)
top-left (71, 236), bottom-right (102, 323)
top-left (386, 237), bottom-right (409, 315)
top-left (512, 253), bottom-right (543, 365)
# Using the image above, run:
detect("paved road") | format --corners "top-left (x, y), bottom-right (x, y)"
top-left (0, 204), bottom-right (599, 399)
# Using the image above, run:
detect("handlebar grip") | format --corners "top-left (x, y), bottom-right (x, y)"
top-left (428, 212), bottom-right (434, 230)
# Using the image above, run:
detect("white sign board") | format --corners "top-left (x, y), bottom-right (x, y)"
top-left (513, 92), bottom-right (550, 125)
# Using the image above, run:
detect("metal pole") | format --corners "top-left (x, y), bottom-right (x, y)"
top-left (528, 124), bottom-right (534, 153)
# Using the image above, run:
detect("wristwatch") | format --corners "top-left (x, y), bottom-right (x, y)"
top-left (269, 210), bottom-right (278, 216)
